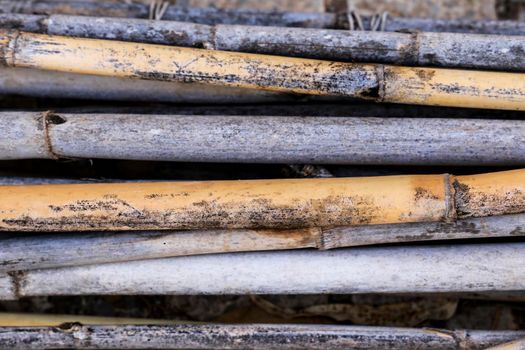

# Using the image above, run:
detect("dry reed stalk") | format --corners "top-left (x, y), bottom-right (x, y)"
top-left (2, 112), bottom-right (524, 165)
top-left (2, 243), bottom-right (525, 298)
top-left (1, 13), bottom-right (524, 71)
top-left (1, 213), bottom-right (523, 272)
top-left (0, 169), bottom-right (522, 232)
top-left (1, 323), bottom-right (524, 349)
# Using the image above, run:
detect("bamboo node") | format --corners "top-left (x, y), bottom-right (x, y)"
top-left (0, 29), bottom-right (19, 67)
top-left (444, 174), bottom-right (457, 222)
top-left (40, 110), bottom-right (65, 160)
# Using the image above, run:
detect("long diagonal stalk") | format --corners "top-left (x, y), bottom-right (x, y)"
top-left (1, 213), bottom-right (524, 273)
top-left (0, 169), bottom-right (522, 232)
top-left (1, 14), bottom-right (525, 71)
top-left (1, 31), bottom-right (525, 110)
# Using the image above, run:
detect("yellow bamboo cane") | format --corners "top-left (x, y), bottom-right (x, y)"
top-left (0, 170), bottom-right (522, 232)
top-left (0, 313), bottom-right (185, 327)
top-left (1, 30), bottom-right (525, 110)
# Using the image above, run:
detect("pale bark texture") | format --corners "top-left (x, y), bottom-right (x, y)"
top-left (2, 112), bottom-right (524, 165)
top-left (2, 243), bottom-right (525, 299)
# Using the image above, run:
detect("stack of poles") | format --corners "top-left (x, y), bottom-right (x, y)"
top-left (0, 1), bottom-right (525, 349)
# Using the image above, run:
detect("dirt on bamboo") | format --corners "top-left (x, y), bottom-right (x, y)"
top-left (0, 169), bottom-right (522, 231)
top-left (1, 323), bottom-right (525, 350)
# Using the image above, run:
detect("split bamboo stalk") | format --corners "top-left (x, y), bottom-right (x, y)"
top-left (1, 324), bottom-right (524, 350)
top-left (3, 112), bottom-right (525, 165)
top-left (2, 1), bottom-right (525, 35)
top-left (2, 243), bottom-right (525, 298)
top-left (0, 169), bottom-right (523, 232)
top-left (2, 14), bottom-right (525, 71)
top-left (1, 213), bottom-right (523, 273)
top-left (0, 67), bottom-right (290, 103)
top-left (2, 30), bottom-right (524, 110)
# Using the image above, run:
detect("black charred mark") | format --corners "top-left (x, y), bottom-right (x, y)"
top-left (46, 113), bottom-right (66, 125)
top-left (359, 86), bottom-right (380, 99)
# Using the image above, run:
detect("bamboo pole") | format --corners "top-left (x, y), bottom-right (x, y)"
top-left (2, 14), bottom-right (525, 71)
top-left (1, 324), bottom-right (524, 350)
top-left (1, 214), bottom-right (523, 273)
top-left (3, 112), bottom-right (525, 165)
top-left (487, 339), bottom-right (525, 350)
top-left (3, 243), bottom-right (525, 298)
top-left (0, 313), bottom-right (187, 327)
top-left (0, 67), bottom-right (291, 103)
top-left (2, 30), bottom-right (524, 110)
top-left (0, 169), bottom-right (523, 232)
top-left (486, 339), bottom-right (525, 350)
top-left (3, 1), bottom-right (525, 35)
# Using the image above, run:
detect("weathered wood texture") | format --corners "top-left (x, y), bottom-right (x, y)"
top-left (2, 31), bottom-right (525, 110)
top-left (0, 324), bottom-right (524, 350)
top-left (0, 169), bottom-right (522, 232)
top-left (1, 214), bottom-right (523, 273)
top-left (2, 243), bottom-right (525, 298)
top-left (2, 14), bottom-right (524, 71)
top-left (0, 67), bottom-right (291, 103)
top-left (0, 1), bottom-right (514, 33)
top-left (3, 112), bottom-right (525, 165)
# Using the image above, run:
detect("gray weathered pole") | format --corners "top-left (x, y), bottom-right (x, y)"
top-left (2, 243), bottom-right (525, 299)
top-left (0, 67), bottom-right (290, 103)
top-left (1, 214), bottom-right (523, 273)
top-left (2, 1), bottom-right (525, 35)
top-left (1, 324), bottom-right (524, 350)
top-left (1, 14), bottom-right (524, 71)
top-left (3, 112), bottom-right (525, 165)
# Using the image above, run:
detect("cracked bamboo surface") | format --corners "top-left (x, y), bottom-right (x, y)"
top-left (2, 243), bottom-right (525, 298)
top-left (1, 30), bottom-right (525, 110)
top-left (2, 1), bottom-right (525, 35)
top-left (0, 169), bottom-right (523, 232)
top-left (1, 213), bottom-right (523, 273)
top-left (2, 14), bottom-right (525, 71)
top-left (3, 112), bottom-right (525, 165)
top-left (1, 324), bottom-right (524, 350)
